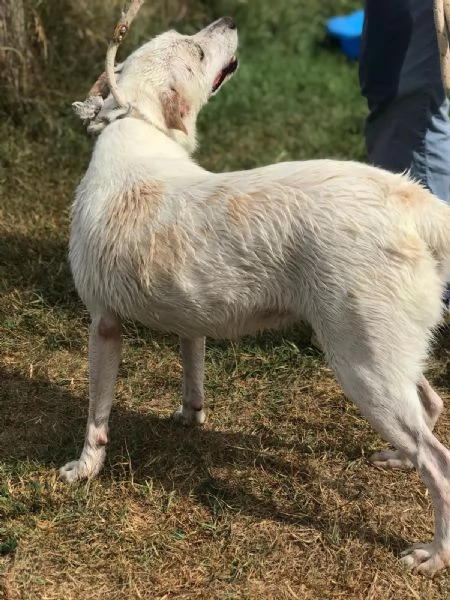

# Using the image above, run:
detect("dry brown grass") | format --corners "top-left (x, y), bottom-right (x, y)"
top-left (2, 325), bottom-right (450, 600)
top-left (2, 139), bottom-right (450, 599)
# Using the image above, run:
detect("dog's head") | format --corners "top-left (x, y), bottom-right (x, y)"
top-left (84, 17), bottom-right (238, 151)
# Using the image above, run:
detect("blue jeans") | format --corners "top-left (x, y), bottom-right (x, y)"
top-left (359, 0), bottom-right (450, 204)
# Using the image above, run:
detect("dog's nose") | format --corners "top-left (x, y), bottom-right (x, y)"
top-left (220, 16), bottom-right (237, 30)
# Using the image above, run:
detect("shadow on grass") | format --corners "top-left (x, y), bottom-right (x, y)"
top-left (0, 231), bottom-right (79, 311)
top-left (0, 364), bottom-right (410, 555)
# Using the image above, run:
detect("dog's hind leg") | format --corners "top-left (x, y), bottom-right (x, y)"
top-left (59, 312), bottom-right (122, 482)
top-left (332, 355), bottom-right (450, 573)
top-left (173, 337), bottom-right (206, 425)
top-left (417, 377), bottom-right (444, 429)
top-left (399, 428), bottom-right (450, 573)
top-left (370, 377), bottom-right (444, 470)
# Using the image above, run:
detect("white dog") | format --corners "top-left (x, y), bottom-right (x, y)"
top-left (62, 17), bottom-right (450, 574)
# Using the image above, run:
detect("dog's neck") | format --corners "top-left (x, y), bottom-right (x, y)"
top-left (114, 89), bottom-right (198, 155)
top-left (94, 113), bottom-right (202, 171)
top-left (90, 114), bottom-right (208, 184)
top-left (133, 95), bottom-right (198, 154)
top-left (91, 93), bottom-right (198, 156)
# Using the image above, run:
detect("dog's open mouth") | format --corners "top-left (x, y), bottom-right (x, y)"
top-left (212, 56), bottom-right (238, 93)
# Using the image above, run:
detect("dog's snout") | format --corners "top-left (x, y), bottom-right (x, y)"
top-left (222, 16), bottom-right (236, 29)
top-left (211, 16), bottom-right (236, 30)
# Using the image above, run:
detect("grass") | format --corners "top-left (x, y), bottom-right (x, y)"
top-left (1, 0), bottom-right (450, 597)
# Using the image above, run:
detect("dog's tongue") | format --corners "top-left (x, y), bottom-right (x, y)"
top-left (213, 72), bottom-right (223, 89)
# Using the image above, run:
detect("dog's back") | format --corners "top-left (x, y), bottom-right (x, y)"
top-left (70, 147), bottom-right (450, 340)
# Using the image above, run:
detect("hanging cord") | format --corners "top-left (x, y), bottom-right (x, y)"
top-left (72, 0), bottom-right (145, 127)
top-left (434, 0), bottom-right (450, 94)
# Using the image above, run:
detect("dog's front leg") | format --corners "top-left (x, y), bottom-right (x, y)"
top-left (173, 337), bottom-right (206, 425)
top-left (60, 312), bottom-right (122, 482)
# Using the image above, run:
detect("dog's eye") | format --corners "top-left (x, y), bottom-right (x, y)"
top-left (196, 44), bottom-right (205, 61)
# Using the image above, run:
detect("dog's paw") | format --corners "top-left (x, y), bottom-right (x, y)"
top-left (172, 405), bottom-right (206, 426)
top-left (400, 543), bottom-right (450, 575)
top-left (59, 448), bottom-right (105, 483)
top-left (59, 460), bottom-right (89, 483)
top-left (369, 448), bottom-right (414, 470)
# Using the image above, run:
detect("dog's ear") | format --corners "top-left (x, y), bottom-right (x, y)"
top-left (160, 87), bottom-right (188, 135)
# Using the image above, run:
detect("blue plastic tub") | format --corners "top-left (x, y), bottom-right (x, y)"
top-left (326, 9), bottom-right (364, 60)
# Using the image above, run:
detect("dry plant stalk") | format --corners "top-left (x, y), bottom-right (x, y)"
top-left (434, 0), bottom-right (450, 94)
top-left (0, 0), bottom-right (29, 95)
top-left (73, 0), bottom-right (145, 122)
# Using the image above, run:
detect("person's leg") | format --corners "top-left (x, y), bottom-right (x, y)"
top-left (421, 96), bottom-right (450, 204)
top-left (360, 0), bottom-right (450, 203)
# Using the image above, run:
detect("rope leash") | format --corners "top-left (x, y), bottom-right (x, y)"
top-left (434, 0), bottom-right (450, 94)
top-left (73, 0), bottom-right (145, 132)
